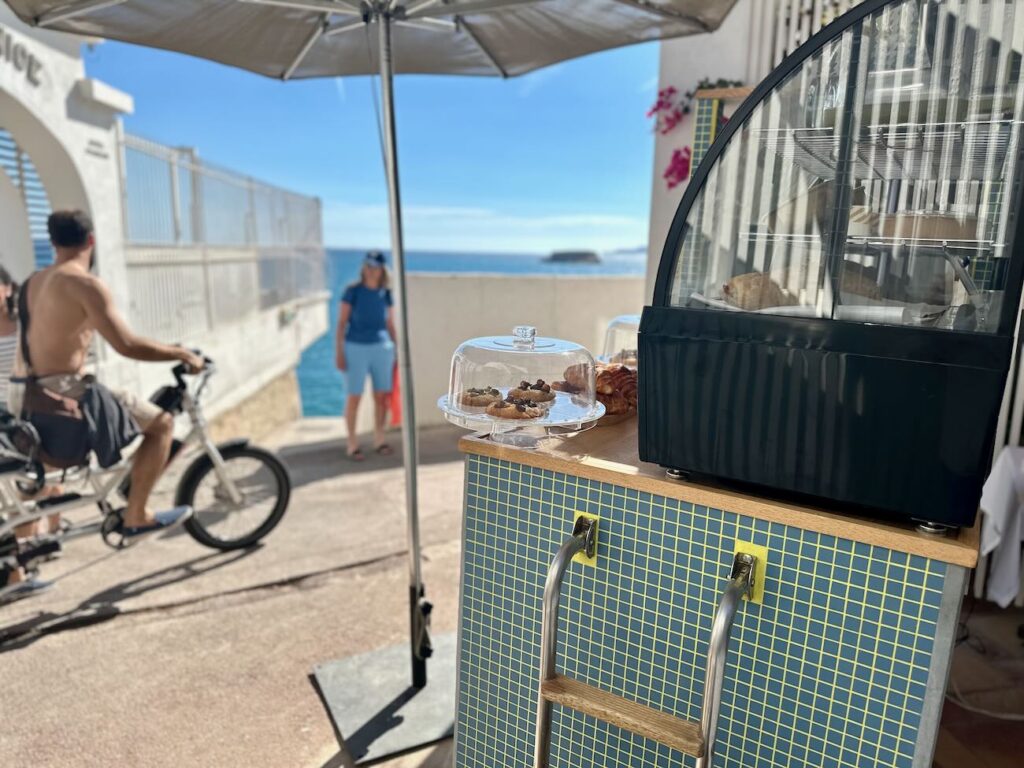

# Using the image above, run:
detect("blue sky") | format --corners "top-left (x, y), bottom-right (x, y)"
top-left (84, 40), bottom-right (659, 254)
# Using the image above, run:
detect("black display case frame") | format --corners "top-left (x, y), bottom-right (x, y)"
top-left (641, 0), bottom-right (1024, 528)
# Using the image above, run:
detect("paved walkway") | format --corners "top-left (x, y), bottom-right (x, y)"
top-left (0, 419), bottom-right (465, 768)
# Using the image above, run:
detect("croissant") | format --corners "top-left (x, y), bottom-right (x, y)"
top-left (722, 272), bottom-right (795, 311)
top-left (596, 365), bottom-right (635, 395)
top-left (562, 363), bottom-right (591, 392)
top-left (597, 391), bottom-right (631, 416)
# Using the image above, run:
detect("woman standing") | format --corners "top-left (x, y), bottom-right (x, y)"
top-left (335, 251), bottom-right (397, 461)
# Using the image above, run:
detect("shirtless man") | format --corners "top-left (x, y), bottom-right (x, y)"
top-left (21, 210), bottom-right (202, 536)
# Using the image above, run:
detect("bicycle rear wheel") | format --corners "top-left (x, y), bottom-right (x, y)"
top-left (177, 444), bottom-right (290, 550)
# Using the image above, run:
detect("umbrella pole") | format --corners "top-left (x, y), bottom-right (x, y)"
top-left (377, 11), bottom-right (430, 689)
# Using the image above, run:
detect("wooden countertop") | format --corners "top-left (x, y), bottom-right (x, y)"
top-left (460, 421), bottom-right (979, 568)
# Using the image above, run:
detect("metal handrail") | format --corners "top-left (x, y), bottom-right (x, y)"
top-left (533, 520), bottom-right (755, 768)
top-left (534, 516), bottom-right (597, 766)
top-left (697, 552), bottom-right (756, 768)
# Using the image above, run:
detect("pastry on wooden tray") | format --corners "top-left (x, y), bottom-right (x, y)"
top-left (562, 363), bottom-right (591, 392)
top-left (722, 272), bottom-right (795, 311)
top-left (486, 396), bottom-right (544, 420)
top-left (508, 379), bottom-right (556, 403)
top-left (597, 390), bottom-right (631, 416)
top-left (458, 386), bottom-right (503, 407)
top-left (608, 350), bottom-right (639, 367)
top-left (596, 365), bottom-right (634, 394)
top-left (551, 379), bottom-right (581, 394)
top-left (593, 363), bottom-right (639, 425)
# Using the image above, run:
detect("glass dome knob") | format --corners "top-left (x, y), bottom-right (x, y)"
top-left (513, 325), bottom-right (537, 349)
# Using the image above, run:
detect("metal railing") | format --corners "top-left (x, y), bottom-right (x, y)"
top-left (533, 515), bottom-right (757, 768)
top-left (120, 133), bottom-right (326, 342)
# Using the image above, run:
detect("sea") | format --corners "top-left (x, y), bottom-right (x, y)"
top-left (297, 247), bottom-right (647, 416)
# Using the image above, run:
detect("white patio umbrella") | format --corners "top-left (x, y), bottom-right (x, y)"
top-left (4, 0), bottom-right (740, 719)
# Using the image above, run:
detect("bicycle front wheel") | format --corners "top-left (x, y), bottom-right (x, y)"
top-left (177, 444), bottom-right (291, 550)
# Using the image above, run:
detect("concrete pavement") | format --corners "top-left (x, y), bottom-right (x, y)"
top-left (0, 419), bottom-right (465, 768)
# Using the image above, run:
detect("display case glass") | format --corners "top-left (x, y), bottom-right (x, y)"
top-left (641, 0), bottom-right (1024, 528)
top-left (438, 326), bottom-right (604, 444)
top-left (600, 314), bottom-right (640, 367)
top-left (665, 0), bottom-right (1024, 334)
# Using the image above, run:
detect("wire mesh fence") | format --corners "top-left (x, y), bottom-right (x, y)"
top-left (121, 133), bottom-right (326, 340)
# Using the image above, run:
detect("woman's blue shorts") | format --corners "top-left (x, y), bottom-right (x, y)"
top-left (345, 341), bottom-right (395, 395)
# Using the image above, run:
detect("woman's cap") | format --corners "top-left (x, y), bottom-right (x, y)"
top-left (365, 251), bottom-right (386, 267)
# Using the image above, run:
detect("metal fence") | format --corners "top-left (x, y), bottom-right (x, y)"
top-left (121, 133), bottom-right (326, 341)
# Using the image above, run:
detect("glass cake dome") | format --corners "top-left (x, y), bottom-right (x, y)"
top-left (438, 326), bottom-right (604, 445)
top-left (600, 314), bottom-right (640, 368)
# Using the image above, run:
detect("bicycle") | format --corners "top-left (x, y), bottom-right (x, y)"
top-left (0, 358), bottom-right (292, 601)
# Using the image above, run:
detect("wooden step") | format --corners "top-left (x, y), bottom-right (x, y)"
top-left (540, 674), bottom-right (705, 757)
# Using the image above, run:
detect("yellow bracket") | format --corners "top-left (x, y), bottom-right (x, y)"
top-left (734, 540), bottom-right (768, 604)
top-left (573, 513), bottom-right (599, 567)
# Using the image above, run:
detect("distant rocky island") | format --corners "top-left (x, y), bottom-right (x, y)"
top-left (607, 245), bottom-right (647, 256)
top-left (544, 250), bottom-right (601, 264)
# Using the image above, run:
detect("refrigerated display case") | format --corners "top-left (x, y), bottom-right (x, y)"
top-left (640, 0), bottom-right (1024, 528)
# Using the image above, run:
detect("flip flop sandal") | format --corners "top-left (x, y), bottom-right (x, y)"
top-left (122, 506), bottom-right (194, 540)
top-left (375, 444), bottom-right (394, 456)
top-left (0, 577), bottom-right (54, 605)
top-left (347, 448), bottom-right (366, 462)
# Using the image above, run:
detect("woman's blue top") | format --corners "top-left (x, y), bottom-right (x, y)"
top-left (342, 284), bottom-right (393, 344)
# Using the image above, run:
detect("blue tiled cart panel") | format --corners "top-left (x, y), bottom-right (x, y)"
top-left (457, 456), bottom-right (947, 768)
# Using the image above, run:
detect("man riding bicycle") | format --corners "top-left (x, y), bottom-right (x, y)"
top-left (17, 210), bottom-right (202, 539)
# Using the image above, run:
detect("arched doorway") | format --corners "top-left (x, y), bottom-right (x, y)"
top-left (0, 127), bottom-right (53, 278)
top-left (0, 88), bottom-right (91, 281)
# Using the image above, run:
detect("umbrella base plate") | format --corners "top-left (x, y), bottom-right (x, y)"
top-left (311, 634), bottom-right (455, 764)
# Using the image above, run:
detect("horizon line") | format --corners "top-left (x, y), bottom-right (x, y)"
top-left (324, 244), bottom-right (649, 256)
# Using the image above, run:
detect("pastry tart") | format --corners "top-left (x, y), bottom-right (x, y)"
top-left (459, 387), bottom-right (503, 407)
top-left (486, 396), bottom-right (544, 420)
top-left (508, 379), bottom-right (556, 403)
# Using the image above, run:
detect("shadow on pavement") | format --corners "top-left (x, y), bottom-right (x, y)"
top-left (0, 546), bottom-right (260, 653)
top-left (276, 426), bottom-right (463, 491)
top-left (314, 737), bottom-right (453, 768)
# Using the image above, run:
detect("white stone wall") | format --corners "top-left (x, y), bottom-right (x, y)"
top-left (133, 293), bottom-right (329, 431)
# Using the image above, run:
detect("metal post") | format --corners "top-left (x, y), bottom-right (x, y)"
top-left (377, 10), bottom-right (430, 689)
top-left (170, 149), bottom-right (183, 244)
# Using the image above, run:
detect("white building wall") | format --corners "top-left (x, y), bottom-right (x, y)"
top-left (0, 4), bottom-right (134, 391)
top-left (1, 6), bottom-right (328, 429)
top-left (644, 0), bottom-right (758, 300)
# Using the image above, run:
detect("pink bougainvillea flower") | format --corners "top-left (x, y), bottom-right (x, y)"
top-left (660, 108), bottom-right (685, 134)
top-left (663, 146), bottom-right (692, 189)
top-left (647, 85), bottom-right (680, 118)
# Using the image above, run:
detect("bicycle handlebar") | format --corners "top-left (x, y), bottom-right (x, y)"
top-left (172, 353), bottom-right (215, 387)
